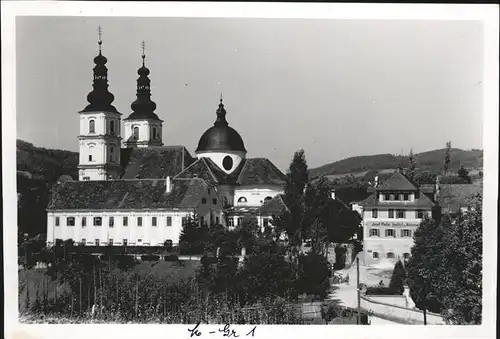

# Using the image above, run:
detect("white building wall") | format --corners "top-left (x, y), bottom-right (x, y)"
top-left (196, 151), bottom-right (246, 175)
top-left (234, 185), bottom-right (283, 206)
top-left (123, 120), bottom-right (163, 147)
top-left (362, 207), bottom-right (432, 266)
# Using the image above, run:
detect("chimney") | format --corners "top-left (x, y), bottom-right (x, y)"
top-left (331, 189), bottom-right (336, 200)
top-left (166, 176), bottom-right (172, 193)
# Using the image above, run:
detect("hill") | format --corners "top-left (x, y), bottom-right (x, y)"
top-left (309, 148), bottom-right (483, 180)
top-left (17, 140), bottom-right (79, 236)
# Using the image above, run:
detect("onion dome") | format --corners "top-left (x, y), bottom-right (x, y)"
top-left (126, 41), bottom-right (160, 121)
top-left (196, 96), bottom-right (246, 153)
top-left (80, 27), bottom-right (118, 113)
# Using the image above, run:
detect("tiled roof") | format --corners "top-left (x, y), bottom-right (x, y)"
top-left (175, 157), bottom-right (286, 186)
top-left (377, 171), bottom-right (418, 191)
top-left (260, 194), bottom-right (289, 215)
top-left (236, 158), bottom-right (287, 186)
top-left (120, 146), bottom-right (194, 179)
top-left (358, 191), bottom-right (435, 208)
top-left (47, 178), bottom-right (209, 210)
top-left (438, 184), bottom-right (483, 213)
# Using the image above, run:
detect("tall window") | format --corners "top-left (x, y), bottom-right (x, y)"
top-left (216, 216), bottom-right (220, 225)
top-left (81, 238), bottom-right (86, 245)
top-left (55, 217), bottom-right (60, 226)
top-left (89, 120), bottom-right (95, 133)
top-left (94, 217), bottom-right (102, 226)
top-left (227, 217), bottom-right (234, 227)
top-left (202, 198), bottom-right (207, 204)
top-left (152, 217), bottom-right (157, 226)
top-left (81, 217), bottom-right (87, 227)
top-left (401, 229), bottom-right (412, 237)
top-left (181, 217), bottom-right (188, 226)
top-left (397, 209), bottom-right (405, 219)
top-left (388, 209), bottom-right (394, 219)
top-left (372, 209), bottom-right (378, 218)
top-left (123, 216), bottom-right (128, 226)
top-left (109, 217), bottom-right (114, 227)
top-left (95, 239), bottom-right (100, 246)
top-left (110, 120), bottom-right (115, 135)
top-left (167, 216), bottom-right (172, 226)
top-left (385, 229), bottom-right (395, 237)
top-left (123, 239), bottom-right (128, 246)
top-left (137, 217), bottom-right (143, 226)
top-left (133, 126), bottom-right (139, 139)
top-left (110, 146), bottom-right (114, 162)
top-left (200, 216), bottom-right (205, 226)
top-left (417, 210), bottom-right (424, 219)
top-left (152, 127), bottom-right (157, 140)
top-left (403, 193), bottom-right (409, 201)
top-left (369, 229), bottom-right (380, 237)
top-left (67, 217), bottom-right (75, 226)
top-left (109, 239), bottom-right (113, 246)
top-left (212, 198), bottom-right (217, 205)
top-left (373, 252), bottom-right (379, 259)
top-left (384, 194), bottom-right (390, 201)
top-left (237, 218), bottom-right (242, 226)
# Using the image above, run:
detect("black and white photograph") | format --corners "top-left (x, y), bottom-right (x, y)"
top-left (2, 2), bottom-right (498, 339)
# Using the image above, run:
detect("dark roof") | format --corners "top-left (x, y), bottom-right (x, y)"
top-left (195, 99), bottom-right (246, 153)
top-left (175, 157), bottom-right (286, 186)
top-left (438, 184), bottom-right (483, 213)
top-left (358, 191), bottom-right (435, 208)
top-left (120, 146), bottom-right (194, 179)
top-left (260, 194), bottom-right (289, 215)
top-left (377, 171), bottom-right (418, 191)
top-left (48, 178), bottom-right (210, 210)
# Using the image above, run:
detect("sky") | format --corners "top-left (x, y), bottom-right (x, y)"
top-left (16, 16), bottom-right (484, 171)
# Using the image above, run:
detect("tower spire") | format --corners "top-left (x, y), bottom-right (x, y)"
top-left (80, 26), bottom-right (118, 113)
top-left (128, 41), bottom-right (158, 120)
top-left (214, 95), bottom-right (228, 127)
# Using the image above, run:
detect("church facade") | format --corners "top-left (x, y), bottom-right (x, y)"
top-left (46, 35), bottom-right (287, 247)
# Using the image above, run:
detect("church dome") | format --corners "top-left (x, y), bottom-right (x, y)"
top-left (196, 98), bottom-right (246, 153)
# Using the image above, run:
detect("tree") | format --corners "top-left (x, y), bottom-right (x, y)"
top-left (408, 148), bottom-right (416, 180)
top-left (443, 141), bottom-right (452, 175)
top-left (440, 194), bottom-right (482, 324)
top-left (457, 166), bottom-right (471, 184)
top-left (179, 217), bottom-right (209, 255)
top-left (389, 260), bottom-right (406, 295)
top-left (280, 150), bottom-right (309, 267)
top-left (296, 252), bottom-right (330, 300)
top-left (406, 215), bottom-right (450, 313)
top-left (414, 171), bottom-right (438, 185)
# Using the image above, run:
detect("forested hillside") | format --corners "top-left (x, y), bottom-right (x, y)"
top-left (17, 140), bottom-right (79, 236)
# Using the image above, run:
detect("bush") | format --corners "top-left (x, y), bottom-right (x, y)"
top-left (365, 287), bottom-right (398, 295)
top-left (388, 260), bottom-right (406, 295)
top-left (164, 254), bottom-right (179, 262)
top-left (141, 254), bottom-right (160, 261)
top-left (296, 252), bottom-right (330, 300)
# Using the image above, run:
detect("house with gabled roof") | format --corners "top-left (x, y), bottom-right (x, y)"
top-left (358, 169), bottom-right (438, 265)
top-left (46, 36), bottom-right (287, 248)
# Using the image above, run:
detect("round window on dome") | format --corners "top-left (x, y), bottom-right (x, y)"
top-left (222, 156), bottom-right (233, 171)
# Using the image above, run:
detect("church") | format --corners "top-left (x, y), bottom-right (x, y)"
top-left (46, 34), bottom-right (288, 248)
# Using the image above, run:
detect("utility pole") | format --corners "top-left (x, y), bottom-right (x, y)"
top-left (356, 257), bottom-right (361, 324)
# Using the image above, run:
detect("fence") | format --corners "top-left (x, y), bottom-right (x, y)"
top-left (360, 295), bottom-right (445, 324)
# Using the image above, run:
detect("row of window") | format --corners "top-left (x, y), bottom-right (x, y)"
top-left (226, 217), bottom-right (270, 227)
top-left (369, 228), bottom-right (413, 238)
top-left (371, 209), bottom-right (425, 219)
top-left (131, 126), bottom-right (161, 140)
top-left (371, 252), bottom-right (411, 259)
top-left (201, 198), bottom-right (218, 205)
top-left (88, 119), bottom-right (118, 135)
top-left (56, 216), bottom-right (184, 227)
top-left (75, 238), bottom-right (173, 246)
top-left (381, 193), bottom-right (413, 201)
top-left (236, 196), bottom-right (273, 204)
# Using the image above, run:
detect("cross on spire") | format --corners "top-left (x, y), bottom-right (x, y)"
top-left (220, 92), bottom-right (223, 103)
top-left (141, 40), bottom-right (146, 65)
top-left (98, 25), bottom-right (102, 52)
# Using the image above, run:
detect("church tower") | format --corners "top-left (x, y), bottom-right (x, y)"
top-left (196, 95), bottom-right (247, 174)
top-left (123, 42), bottom-right (163, 148)
top-left (78, 27), bottom-right (122, 181)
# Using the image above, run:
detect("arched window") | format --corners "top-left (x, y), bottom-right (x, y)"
top-left (238, 197), bottom-right (247, 204)
top-left (386, 252), bottom-right (395, 259)
top-left (110, 120), bottom-right (115, 135)
top-left (89, 120), bottom-right (95, 134)
top-left (264, 196), bottom-right (273, 202)
top-left (372, 252), bottom-right (379, 259)
top-left (133, 126), bottom-right (139, 139)
top-left (88, 146), bottom-right (94, 162)
top-left (152, 127), bottom-right (157, 140)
